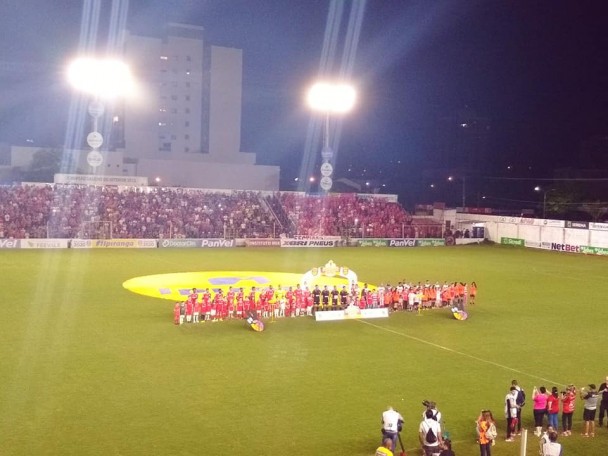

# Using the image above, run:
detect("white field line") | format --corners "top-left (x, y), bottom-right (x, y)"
top-left (357, 319), bottom-right (566, 386)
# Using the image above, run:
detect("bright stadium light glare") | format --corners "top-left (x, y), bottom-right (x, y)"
top-left (307, 82), bottom-right (357, 114)
top-left (67, 57), bottom-right (134, 99)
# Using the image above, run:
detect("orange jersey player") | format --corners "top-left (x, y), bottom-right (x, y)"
top-left (173, 302), bottom-right (181, 325)
top-left (469, 281), bottom-right (477, 304)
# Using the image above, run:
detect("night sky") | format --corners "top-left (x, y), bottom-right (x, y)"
top-left (1, 1), bottom-right (606, 207)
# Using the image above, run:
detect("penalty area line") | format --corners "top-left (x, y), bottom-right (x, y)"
top-left (357, 319), bottom-right (566, 387)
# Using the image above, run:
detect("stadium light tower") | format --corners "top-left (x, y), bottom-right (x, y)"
top-left (67, 57), bottom-right (134, 173)
top-left (534, 186), bottom-right (555, 219)
top-left (448, 175), bottom-right (466, 208)
top-left (307, 82), bottom-right (356, 193)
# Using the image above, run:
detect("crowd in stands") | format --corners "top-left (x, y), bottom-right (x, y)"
top-left (279, 192), bottom-right (424, 238)
top-left (0, 183), bottom-right (443, 239)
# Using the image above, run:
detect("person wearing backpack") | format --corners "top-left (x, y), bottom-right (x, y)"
top-left (512, 380), bottom-right (526, 434)
top-left (419, 408), bottom-right (443, 456)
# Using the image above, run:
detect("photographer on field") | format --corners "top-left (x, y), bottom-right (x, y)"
top-left (381, 406), bottom-right (404, 453)
top-left (422, 400), bottom-right (442, 423)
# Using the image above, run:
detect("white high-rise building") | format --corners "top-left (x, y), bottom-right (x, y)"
top-left (120, 23), bottom-right (279, 190)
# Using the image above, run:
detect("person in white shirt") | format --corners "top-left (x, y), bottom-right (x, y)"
top-left (541, 431), bottom-right (562, 456)
top-left (419, 408), bottom-right (443, 456)
top-left (381, 406), bottom-right (403, 453)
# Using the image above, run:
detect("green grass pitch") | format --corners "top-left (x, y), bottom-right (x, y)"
top-left (0, 245), bottom-right (606, 455)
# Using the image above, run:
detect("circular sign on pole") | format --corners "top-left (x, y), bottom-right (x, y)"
top-left (88, 101), bottom-right (105, 118)
top-left (320, 162), bottom-right (333, 177)
top-left (320, 176), bottom-right (333, 192)
top-left (87, 131), bottom-right (104, 149)
top-left (87, 150), bottom-right (104, 168)
top-left (321, 145), bottom-right (333, 162)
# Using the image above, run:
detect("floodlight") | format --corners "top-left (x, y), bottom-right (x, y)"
top-left (307, 82), bottom-right (356, 114)
top-left (68, 57), bottom-right (134, 99)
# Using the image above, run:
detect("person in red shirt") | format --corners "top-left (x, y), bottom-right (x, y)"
top-left (210, 291), bottom-right (220, 321)
top-left (185, 298), bottom-right (194, 323)
top-left (186, 287), bottom-right (198, 323)
top-left (194, 298), bottom-right (202, 323)
top-left (202, 288), bottom-right (211, 321)
top-left (304, 286), bottom-right (313, 316)
top-left (561, 385), bottom-right (576, 436)
top-left (226, 286), bottom-right (235, 318)
top-left (295, 284), bottom-right (303, 311)
top-left (286, 287), bottom-right (295, 317)
top-left (236, 288), bottom-right (244, 318)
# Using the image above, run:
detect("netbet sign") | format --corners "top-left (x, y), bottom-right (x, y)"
top-left (550, 243), bottom-right (580, 253)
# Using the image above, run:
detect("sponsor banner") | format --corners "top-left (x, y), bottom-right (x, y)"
top-left (416, 238), bottom-right (446, 247)
top-left (501, 237), bottom-right (525, 246)
top-left (525, 240), bottom-right (542, 249)
top-left (539, 219), bottom-right (565, 228)
top-left (550, 242), bottom-right (581, 253)
top-left (280, 239), bottom-right (337, 248)
top-left (55, 173), bottom-right (148, 186)
top-left (21, 239), bottom-right (69, 249)
top-left (290, 235), bottom-right (341, 241)
top-left (519, 217), bottom-right (535, 225)
top-left (245, 238), bottom-right (281, 247)
top-left (387, 238), bottom-right (416, 248)
top-left (358, 239), bottom-right (389, 247)
top-left (565, 221), bottom-right (589, 229)
top-left (590, 222), bottom-right (608, 231)
top-left (580, 246), bottom-right (608, 256)
top-left (314, 307), bottom-right (389, 321)
top-left (159, 239), bottom-right (202, 248)
top-left (540, 242), bottom-right (552, 250)
top-left (498, 216), bottom-right (520, 224)
top-left (71, 239), bottom-right (157, 249)
top-left (199, 239), bottom-right (235, 248)
top-left (0, 239), bottom-right (20, 249)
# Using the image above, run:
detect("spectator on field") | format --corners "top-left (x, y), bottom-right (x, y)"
top-left (532, 386), bottom-right (549, 436)
top-left (476, 410), bottom-right (496, 456)
top-left (511, 380), bottom-right (525, 435)
top-left (375, 438), bottom-right (394, 456)
top-left (580, 384), bottom-right (598, 437)
top-left (560, 384), bottom-right (576, 436)
top-left (419, 408), bottom-right (443, 456)
top-left (540, 430), bottom-right (562, 456)
top-left (598, 376), bottom-right (608, 428)
top-left (504, 387), bottom-right (519, 442)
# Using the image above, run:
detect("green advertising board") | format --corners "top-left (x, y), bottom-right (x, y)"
top-left (581, 246), bottom-right (608, 255)
top-left (416, 239), bottom-right (446, 247)
top-left (357, 239), bottom-right (389, 247)
top-left (501, 237), bottom-right (524, 246)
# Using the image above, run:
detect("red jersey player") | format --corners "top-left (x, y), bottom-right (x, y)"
top-left (236, 288), bottom-right (244, 318)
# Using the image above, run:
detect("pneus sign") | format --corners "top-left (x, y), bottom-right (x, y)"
top-left (159, 238), bottom-right (235, 248)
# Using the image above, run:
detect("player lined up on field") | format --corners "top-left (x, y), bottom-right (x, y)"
top-left (173, 281), bottom-right (478, 324)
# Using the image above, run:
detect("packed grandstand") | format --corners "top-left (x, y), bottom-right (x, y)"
top-left (0, 183), bottom-right (443, 239)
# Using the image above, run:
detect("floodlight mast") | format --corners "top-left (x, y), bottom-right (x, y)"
top-left (67, 57), bottom-right (134, 173)
top-left (306, 82), bottom-right (356, 193)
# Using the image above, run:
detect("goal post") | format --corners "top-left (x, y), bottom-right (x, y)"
top-left (79, 221), bottom-right (113, 239)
